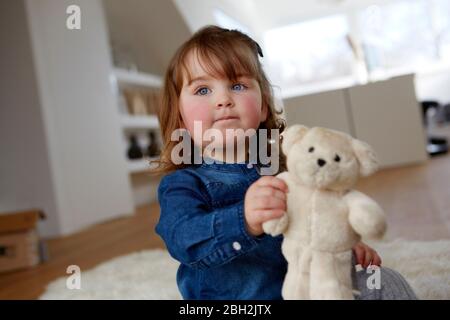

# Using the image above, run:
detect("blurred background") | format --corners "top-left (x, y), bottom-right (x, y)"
top-left (1, 0), bottom-right (449, 299)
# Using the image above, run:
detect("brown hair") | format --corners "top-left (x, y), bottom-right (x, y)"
top-left (150, 25), bottom-right (285, 175)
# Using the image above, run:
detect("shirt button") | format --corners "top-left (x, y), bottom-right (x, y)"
top-left (232, 241), bottom-right (241, 251)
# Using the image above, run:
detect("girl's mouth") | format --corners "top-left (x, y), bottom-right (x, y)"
top-left (215, 117), bottom-right (239, 123)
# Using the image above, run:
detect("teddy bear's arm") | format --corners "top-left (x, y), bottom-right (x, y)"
top-left (262, 214), bottom-right (288, 236)
top-left (344, 190), bottom-right (387, 239)
top-left (261, 172), bottom-right (290, 236)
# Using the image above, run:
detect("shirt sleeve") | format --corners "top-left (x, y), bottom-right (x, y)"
top-left (155, 171), bottom-right (262, 270)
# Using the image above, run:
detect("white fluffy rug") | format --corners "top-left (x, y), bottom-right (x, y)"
top-left (40, 239), bottom-right (450, 300)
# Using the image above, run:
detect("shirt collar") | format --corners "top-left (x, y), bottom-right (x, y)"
top-left (199, 157), bottom-right (271, 173)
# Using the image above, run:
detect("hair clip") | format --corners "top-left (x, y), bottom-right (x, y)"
top-left (254, 41), bottom-right (264, 58)
top-left (223, 27), bottom-right (264, 58)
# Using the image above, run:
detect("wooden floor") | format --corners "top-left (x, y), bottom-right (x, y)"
top-left (356, 152), bottom-right (450, 241)
top-left (0, 203), bottom-right (165, 300)
top-left (1, 129), bottom-right (449, 299)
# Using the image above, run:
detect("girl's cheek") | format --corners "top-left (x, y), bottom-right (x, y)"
top-left (183, 110), bottom-right (211, 148)
top-left (240, 95), bottom-right (263, 126)
top-left (180, 97), bottom-right (211, 132)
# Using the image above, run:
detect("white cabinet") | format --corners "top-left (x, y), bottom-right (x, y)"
top-left (348, 74), bottom-right (428, 168)
top-left (282, 74), bottom-right (428, 168)
top-left (283, 89), bottom-right (353, 135)
top-left (111, 68), bottom-right (163, 206)
top-left (112, 68), bottom-right (163, 175)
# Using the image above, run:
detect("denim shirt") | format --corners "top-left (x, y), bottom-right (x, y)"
top-left (156, 160), bottom-right (287, 300)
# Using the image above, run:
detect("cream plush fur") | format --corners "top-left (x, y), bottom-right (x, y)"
top-left (263, 125), bottom-right (387, 300)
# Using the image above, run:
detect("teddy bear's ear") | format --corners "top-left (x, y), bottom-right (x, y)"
top-left (281, 125), bottom-right (309, 156)
top-left (352, 138), bottom-right (379, 177)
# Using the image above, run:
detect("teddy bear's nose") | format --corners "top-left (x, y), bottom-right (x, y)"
top-left (317, 159), bottom-right (326, 167)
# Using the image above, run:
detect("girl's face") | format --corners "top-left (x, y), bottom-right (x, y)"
top-left (179, 52), bottom-right (267, 151)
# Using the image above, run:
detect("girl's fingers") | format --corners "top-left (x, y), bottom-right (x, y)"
top-left (353, 245), bottom-right (365, 266)
top-left (252, 195), bottom-right (286, 211)
top-left (372, 251), bottom-right (382, 266)
top-left (254, 186), bottom-right (286, 202)
top-left (363, 251), bottom-right (373, 268)
top-left (255, 176), bottom-right (288, 192)
top-left (255, 209), bottom-right (285, 223)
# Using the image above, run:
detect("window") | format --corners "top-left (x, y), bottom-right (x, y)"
top-left (359, 0), bottom-right (438, 74)
top-left (260, 0), bottom-right (450, 94)
top-left (432, 0), bottom-right (450, 60)
top-left (263, 15), bottom-right (354, 90)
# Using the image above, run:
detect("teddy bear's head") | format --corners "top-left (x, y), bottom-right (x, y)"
top-left (282, 125), bottom-right (378, 191)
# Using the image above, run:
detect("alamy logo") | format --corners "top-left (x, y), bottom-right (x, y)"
top-left (66, 265), bottom-right (81, 290)
top-left (66, 5), bottom-right (81, 30)
top-left (170, 121), bottom-right (280, 175)
top-left (366, 265), bottom-right (381, 290)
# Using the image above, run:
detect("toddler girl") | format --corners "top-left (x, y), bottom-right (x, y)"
top-left (154, 25), bottom-right (416, 300)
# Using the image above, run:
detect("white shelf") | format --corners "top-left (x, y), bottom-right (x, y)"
top-left (113, 67), bottom-right (163, 201)
top-left (128, 157), bottom-right (159, 174)
top-left (120, 114), bottom-right (159, 130)
top-left (113, 67), bottom-right (163, 88)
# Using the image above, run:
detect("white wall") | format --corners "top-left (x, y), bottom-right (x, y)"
top-left (130, 174), bottom-right (161, 207)
top-left (415, 67), bottom-right (450, 104)
top-left (0, 0), bottom-right (136, 238)
top-left (0, 0), bottom-right (60, 236)
top-left (24, 0), bottom-right (135, 237)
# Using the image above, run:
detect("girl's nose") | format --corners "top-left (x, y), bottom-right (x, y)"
top-left (216, 93), bottom-right (234, 108)
top-left (217, 100), bottom-right (233, 108)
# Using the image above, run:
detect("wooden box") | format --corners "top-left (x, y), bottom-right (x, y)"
top-left (0, 210), bottom-right (46, 273)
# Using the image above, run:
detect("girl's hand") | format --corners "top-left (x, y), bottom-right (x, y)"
top-left (352, 241), bottom-right (382, 268)
top-left (244, 176), bottom-right (288, 236)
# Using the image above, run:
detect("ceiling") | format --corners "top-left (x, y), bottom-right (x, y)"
top-left (175, 0), bottom-right (399, 36)
top-left (103, 0), bottom-right (191, 75)
top-left (102, 0), bottom-right (400, 75)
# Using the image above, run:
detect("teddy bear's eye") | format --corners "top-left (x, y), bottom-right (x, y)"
top-left (334, 154), bottom-right (341, 162)
top-left (308, 147), bottom-right (314, 153)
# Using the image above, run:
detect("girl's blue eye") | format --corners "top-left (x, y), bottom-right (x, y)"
top-left (196, 87), bottom-right (210, 95)
top-left (232, 83), bottom-right (246, 91)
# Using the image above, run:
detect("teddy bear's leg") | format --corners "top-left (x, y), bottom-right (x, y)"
top-left (281, 244), bottom-right (311, 299)
top-left (310, 252), bottom-right (347, 300)
top-left (282, 261), bottom-right (310, 299)
top-left (282, 267), bottom-right (306, 300)
top-left (296, 265), bottom-right (311, 299)
top-left (334, 251), bottom-right (354, 300)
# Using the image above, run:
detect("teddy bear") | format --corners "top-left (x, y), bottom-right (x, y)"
top-left (263, 125), bottom-right (387, 300)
